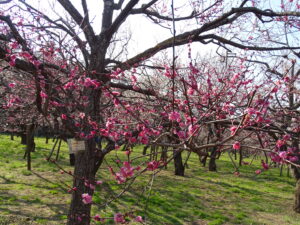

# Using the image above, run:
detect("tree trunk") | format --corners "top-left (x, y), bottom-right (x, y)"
top-left (143, 145), bottom-right (149, 155)
top-left (67, 139), bottom-right (103, 225)
top-left (10, 133), bottom-right (14, 140)
top-left (208, 147), bottom-right (218, 171)
top-left (294, 179), bottom-right (300, 213)
top-left (208, 157), bottom-right (217, 171)
top-left (26, 124), bottom-right (35, 171)
top-left (239, 148), bottom-right (243, 166)
top-left (174, 149), bottom-right (184, 176)
top-left (160, 146), bottom-right (168, 169)
top-left (200, 155), bottom-right (208, 167)
top-left (20, 132), bottom-right (27, 145)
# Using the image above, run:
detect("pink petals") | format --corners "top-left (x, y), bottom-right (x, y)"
top-left (81, 193), bottom-right (92, 204)
top-left (232, 141), bottom-right (241, 150)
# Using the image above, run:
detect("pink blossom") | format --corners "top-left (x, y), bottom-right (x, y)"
top-left (246, 108), bottom-right (256, 115)
top-left (40, 91), bottom-right (48, 98)
top-left (289, 156), bottom-right (299, 162)
top-left (261, 160), bottom-right (269, 170)
top-left (276, 140), bottom-right (285, 148)
top-left (61, 114), bottom-right (67, 120)
top-left (279, 151), bottom-right (287, 159)
top-left (114, 213), bottom-right (125, 223)
top-left (147, 161), bottom-right (160, 171)
top-left (64, 81), bottom-right (76, 90)
top-left (283, 134), bottom-right (291, 141)
top-left (8, 83), bottom-right (15, 88)
top-left (271, 87), bottom-right (278, 93)
top-left (10, 42), bottom-right (19, 49)
top-left (96, 180), bottom-right (103, 185)
top-left (255, 169), bottom-right (261, 175)
top-left (115, 173), bottom-right (126, 184)
top-left (187, 87), bottom-right (194, 95)
top-left (230, 126), bottom-right (237, 135)
top-left (9, 59), bottom-right (16, 67)
top-left (125, 150), bottom-right (131, 155)
top-left (111, 91), bottom-right (120, 96)
top-left (135, 216), bottom-right (143, 223)
top-left (79, 112), bottom-right (85, 119)
top-left (234, 171), bottom-right (240, 176)
top-left (94, 214), bottom-right (102, 221)
top-left (169, 111), bottom-right (181, 122)
top-left (232, 141), bottom-right (241, 150)
top-left (21, 51), bottom-right (32, 60)
top-left (81, 193), bottom-right (92, 204)
top-left (176, 130), bottom-right (186, 139)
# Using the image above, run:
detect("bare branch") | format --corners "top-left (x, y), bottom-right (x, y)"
top-left (0, 0), bottom-right (12, 4)
top-left (57, 0), bottom-right (95, 44)
top-left (103, 0), bottom-right (139, 41)
top-left (197, 34), bottom-right (300, 51)
top-left (81, 0), bottom-right (90, 22)
top-left (113, 0), bottom-right (125, 10)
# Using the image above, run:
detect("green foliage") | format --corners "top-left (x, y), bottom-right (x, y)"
top-left (0, 135), bottom-right (300, 224)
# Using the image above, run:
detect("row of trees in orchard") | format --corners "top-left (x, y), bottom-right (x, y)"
top-left (0, 0), bottom-right (300, 224)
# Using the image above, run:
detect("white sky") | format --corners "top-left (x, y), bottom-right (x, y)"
top-left (24, 0), bottom-right (216, 61)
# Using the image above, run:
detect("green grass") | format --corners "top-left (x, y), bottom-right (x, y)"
top-left (0, 134), bottom-right (300, 224)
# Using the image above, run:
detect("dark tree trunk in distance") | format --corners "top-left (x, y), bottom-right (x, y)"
top-left (239, 149), bottom-right (243, 166)
top-left (208, 147), bottom-right (218, 171)
top-left (295, 179), bottom-right (300, 213)
top-left (174, 149), bottom-right (184, 176)
top-left (25, 124), bottom-right (35, 171)
top-left (20, 133), bottom-right (27, 145)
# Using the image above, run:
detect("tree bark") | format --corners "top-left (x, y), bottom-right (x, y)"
top-left (67, 139), bottom-right (103, 225)
top-left (142, 145), bottom-right (149, 155)
top-left (160, 146), bottom-right (168, 169)
top-left (174, 149), bottom-right (184, 176)
top-left (292, 159), bottom-right (300, 213)
top-left (239, 148), bottom-right (243, 166)
top-left (25, 124), bottom-right (35, 171)
top-left (20, 132), bottom-right (27, 145)
top-left (208, 147), bottom-right (218, 172)
top-left (295, 179), bottom-right (300, 213)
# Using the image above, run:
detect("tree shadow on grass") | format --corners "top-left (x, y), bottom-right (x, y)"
top-left (0, 191), bottom-right (67, 223)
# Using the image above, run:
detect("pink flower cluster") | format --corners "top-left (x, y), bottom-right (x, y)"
top-left (147, 160), bottom-right (160, 171)
top-left (232, 141), bottom-right (241, 150)
top-left (81, 193), bottom-right (92, 204)
top-left (110, 161), bottom-right (140, 184)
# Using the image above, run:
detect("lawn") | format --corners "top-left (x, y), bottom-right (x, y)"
top-left (0, 134), bottom-right (300, 225)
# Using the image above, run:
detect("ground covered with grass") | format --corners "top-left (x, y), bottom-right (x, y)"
top-left (0, 134), bottom-right (300, 225)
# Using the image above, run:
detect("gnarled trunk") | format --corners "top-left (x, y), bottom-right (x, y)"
top-left (174, 149), bottom-right (184, 176)
top-left (208, 147), bottom-right (218, 172)
top-left (67, 139), bottom-right (103, 225)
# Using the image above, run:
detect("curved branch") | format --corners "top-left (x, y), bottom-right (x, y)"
top-left (197, 34), bottom-right (300, 51)
top-left (103, 0), bottom-right (139, 41)
top-left (57, 0), bottom-right (95, 44)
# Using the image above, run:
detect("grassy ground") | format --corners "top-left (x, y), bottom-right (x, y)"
top-left (0, 135), bottom-right (300, 225)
